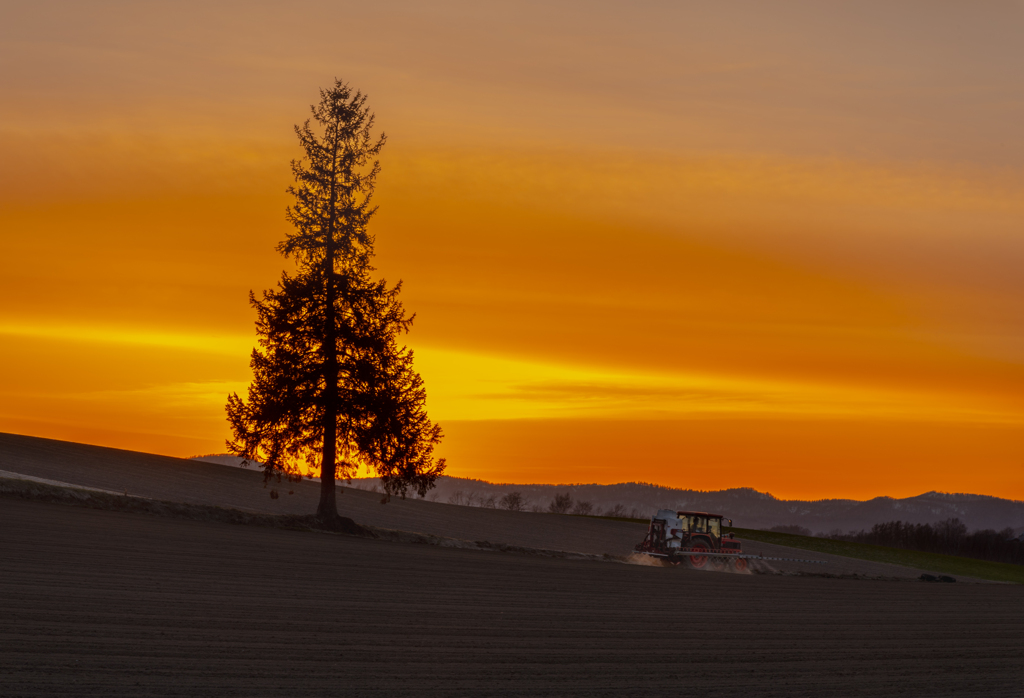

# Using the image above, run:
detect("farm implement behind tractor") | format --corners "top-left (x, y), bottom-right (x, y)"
top-left (634, 510), bottom-right (828, 570)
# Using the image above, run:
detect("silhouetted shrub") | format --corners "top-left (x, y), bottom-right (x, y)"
top-left (602, 504), bottom-right (628, 518)
top-left (499, 491), bottom-right (526, 512)
top-left (571, 500), bottom-right (594, 516)
top-left (548, 492), bottom-right (573, 514)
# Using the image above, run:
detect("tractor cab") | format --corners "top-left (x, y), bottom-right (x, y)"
top-left (678, 512), bottom-right (726, 545)
top-left (663, 510), bottom-right (726, 549)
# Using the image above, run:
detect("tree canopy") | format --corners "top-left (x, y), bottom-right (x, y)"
top-left (226, 80), bottom-right (445, 523)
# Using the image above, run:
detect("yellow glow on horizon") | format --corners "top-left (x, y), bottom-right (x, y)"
top-left (0, 321), bottom-right (253, 356)
top-left (413, 346), bottom-right (1023, 425)
top-left (4, 319), bottom-right (1018, 438)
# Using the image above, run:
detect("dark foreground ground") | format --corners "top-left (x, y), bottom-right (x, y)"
top-left (2, 499), bottom-right (1022, 697)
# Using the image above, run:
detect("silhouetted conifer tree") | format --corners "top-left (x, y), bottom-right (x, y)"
top-left (226, 80), bottom-right (445, 524)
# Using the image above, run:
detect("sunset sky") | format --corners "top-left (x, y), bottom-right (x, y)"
top-left (2, 1), bottom-right (1023, 499)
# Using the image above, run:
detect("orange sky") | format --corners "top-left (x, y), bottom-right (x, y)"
top-left (1, 1), bottom-right (1023, 499)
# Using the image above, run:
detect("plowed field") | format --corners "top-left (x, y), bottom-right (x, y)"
top-left (2, 498), bottom-right (1022, 697)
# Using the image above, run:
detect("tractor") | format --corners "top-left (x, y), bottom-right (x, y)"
top-left (634, 509), bottom-right (747, 571)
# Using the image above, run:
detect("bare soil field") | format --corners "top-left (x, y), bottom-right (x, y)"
top-left (0, 433), bottom-right (1001, 580)
top-left (2, 497), bottom-right (1022, 697)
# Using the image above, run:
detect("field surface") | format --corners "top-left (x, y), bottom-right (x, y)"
top-left (3, 497), bottom-right (1023, 698)
top-left (2, 434), bottom-right (1024, 695)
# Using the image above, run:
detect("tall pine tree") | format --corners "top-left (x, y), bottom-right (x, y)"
top-left (226, 80), bottom-right (445, 524)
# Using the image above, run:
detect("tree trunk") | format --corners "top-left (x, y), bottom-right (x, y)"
top-left (317, 139), bottom-right (341, 522)
top-left (317, 269), bottom-right (340, 522)
top-left (317, 412), bottom-right (338, 521)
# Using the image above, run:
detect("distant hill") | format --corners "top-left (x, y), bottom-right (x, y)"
top-left (190, 455), bottom-right (1024, 535)
top-left (345, 475), bottom-right (1024, 535)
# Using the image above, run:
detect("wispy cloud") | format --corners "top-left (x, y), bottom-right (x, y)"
top-left (414, 346), bottom-right (1022, 425)
top-left (0, 321), bottom-right (252, 356)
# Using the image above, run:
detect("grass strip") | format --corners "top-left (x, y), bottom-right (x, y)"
top-left (728, 527), bottom-right (1024, 584)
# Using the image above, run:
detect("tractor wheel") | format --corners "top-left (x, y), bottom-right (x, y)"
top-left (687, 541), bottom-right (710, 569)
top-left (731, 557), bottom-right (749, 573)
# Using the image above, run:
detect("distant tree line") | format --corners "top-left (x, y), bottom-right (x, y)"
top-left (769, 525), bottom-right (813, 536)
top-left (349, 482), bottom-right (647, 518)
top-left (826, 519), bottom-right (1023, 566)
top-left (444, 489), bottom-right (608, 515)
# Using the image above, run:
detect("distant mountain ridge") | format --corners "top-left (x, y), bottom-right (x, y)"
top-left (190, 455), bottom-right (1024, 535)
top-left (347, 475), bottom-right (1024, 535)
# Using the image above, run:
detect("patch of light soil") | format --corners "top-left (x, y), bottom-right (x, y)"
top-left (0, 470), bottom-right (130, 496)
